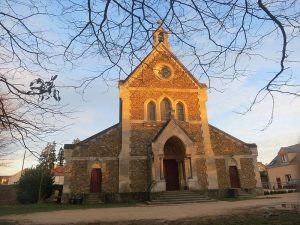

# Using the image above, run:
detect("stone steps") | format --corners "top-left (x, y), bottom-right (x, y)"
top-left (147, 191), bottom-right (214, 205)
top-left (237, 190), bottom-right (254, 198)
top-left (86, 193), bottom-right (103, 204)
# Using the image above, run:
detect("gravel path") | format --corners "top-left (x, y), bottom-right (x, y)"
top-left (1, 193), bottom-right (299, 225)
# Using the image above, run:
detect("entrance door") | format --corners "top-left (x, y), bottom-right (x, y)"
top-left (229, 166), bottom-right (241, 188)
top-left (276, 178), bottom-right (282, 189)
top-left (164, 159), bottom-right (180, 191)
top-left (90, 168), bottom-right (102, 193)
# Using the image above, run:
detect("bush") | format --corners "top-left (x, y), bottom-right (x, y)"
top-left (17, 167), bottom-right (54, 204)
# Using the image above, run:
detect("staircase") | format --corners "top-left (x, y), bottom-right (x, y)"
top-left (86, 193), bottom-right (103, 204)
top-left (237, 189), bottom-right (254, 199)
top-left (147, 191), bottom-right (214, 205)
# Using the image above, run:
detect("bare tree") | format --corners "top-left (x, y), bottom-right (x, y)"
top-left (59, 0), bottom-right (300, 127)
top-left (1, 0), bottom-right (300, 152)
top-left (0, 1), bottom-right (68, 156)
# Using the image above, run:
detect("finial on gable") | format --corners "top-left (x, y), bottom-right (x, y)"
top-left (153, 19), bottom-right (170, 49)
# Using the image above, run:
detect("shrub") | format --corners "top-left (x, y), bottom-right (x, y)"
top-left (17, 167), bottom-right (54, 204)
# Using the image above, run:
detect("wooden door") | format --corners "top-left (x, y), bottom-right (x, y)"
top-left (229, 166), bottom-right (241, 188)
top-left (90, 168), bottom-right (102, 193)
top-left (164, 159), bottom-right (180, 191)
top-left (276, 178), bottom-right (282, 189)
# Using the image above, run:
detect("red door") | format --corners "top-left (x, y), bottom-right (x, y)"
top-left (164, 159), bottom-right (180, 191)
top-left (276, 178), bottom-right (282, 189)
top-left (229, 166), bottom-right (241, 188)
top-left (90, 168), bottom-right (102, 193)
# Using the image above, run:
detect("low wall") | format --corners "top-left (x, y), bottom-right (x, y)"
top-left (0, 185), bottom-right (17, 204)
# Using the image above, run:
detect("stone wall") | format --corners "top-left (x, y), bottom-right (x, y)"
top-left (128, 51), bottom-right (199, 89)
top-left (129, 90), bottom-right (201, 121)
top-left (129, 159), bottom-right (148, 192)
top-left (130, 123), bottom-right (163, 156)
top-left (66, 160), bottom-right (90, 193)
top-left (102, 160), bottom-right (119, 193)
top-left (209, 125), bottom-right (252, 156)
top-left (179, 122), bottom-right (204, 154)
top-left (239, 158), bottom-right (256, 188)
top-left (64, 125), bottom-right (121, 194)
top-left (215, 158), bottom-right (230, 189)
top-left (196, 158), bottom-right (208, 189)
top-left (71, 125), bottom-right (121, 158)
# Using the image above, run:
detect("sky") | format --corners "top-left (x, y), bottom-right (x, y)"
top-left (1, 1), bottom-right (300, 175)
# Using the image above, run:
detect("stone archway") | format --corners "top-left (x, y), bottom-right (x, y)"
top-left (228, 158), bottom-right (241, 188)
top-left (151, 119), bottom-right (200, 192)
top-left (163, 136), bottom-right (186, 191)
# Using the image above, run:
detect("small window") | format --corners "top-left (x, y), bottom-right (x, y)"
top-left (160, 98), bottom-right (171, 120)
top-left (285, 174), bottom-right (292, 182)
top-left (176, 102), bottom-right (185, 121)
top-left (281, 154), bottom-right (288, 163)
top-left (147, 101), bottom-right (156, 121)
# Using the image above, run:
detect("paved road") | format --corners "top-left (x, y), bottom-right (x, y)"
top-left (1, 193), bottom-right (299, 225)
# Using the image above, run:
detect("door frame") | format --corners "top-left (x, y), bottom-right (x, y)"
top-left (229, 166), bottom-right (241, 188)
top-left (163, 159), bottom-right (180, 191)
top-left (90, 168), bottom-right (102, 193)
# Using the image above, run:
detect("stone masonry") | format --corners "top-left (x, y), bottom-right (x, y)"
top-left (63, 24), bottom-right (262, 201)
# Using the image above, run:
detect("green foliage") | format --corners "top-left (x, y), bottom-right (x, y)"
top-left (38, 142), bottom-right (57, 170)
top-left (57, 147), bottom-right (64, 166)
top-left (16, 167), bottom-right (54, 204)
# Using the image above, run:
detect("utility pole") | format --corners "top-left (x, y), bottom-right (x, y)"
top-left (21, 150), bottom-right (26, 175)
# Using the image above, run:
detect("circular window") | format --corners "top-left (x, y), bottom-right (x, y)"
top-left (159, 66), bottom-right (172, 78)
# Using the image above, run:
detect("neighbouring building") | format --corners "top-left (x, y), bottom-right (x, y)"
top-left (0, 176), bottom-right (10, 185)
top-left (51, 165), bottom-right (65, 185)
top-left (267, 143), bottom-right (300, 189)
top-left (63, 23), bottom-right (262, 202)
top-left (7, 170), bottom-right (24, 185)
top-left (257, 162), bottom-right (269, 189)
top-left (0, 169), bottom-right (27, 185)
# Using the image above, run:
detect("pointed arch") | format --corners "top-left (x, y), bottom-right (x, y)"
top-left (144, 99), bottom-right (157, 121)
top-left (147, 101), bottom-right (156, 121)
top-left (160, 98), bottom-right (172, 121)
top-left (176, 102), bottom-right (185, 121)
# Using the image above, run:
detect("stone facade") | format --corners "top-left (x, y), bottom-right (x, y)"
top-left (240, 158), bottom-right (257, 188)
top-left (63, 25), bottom-right (262, 202)
top-left (215, 158), bottom-right (230, 189)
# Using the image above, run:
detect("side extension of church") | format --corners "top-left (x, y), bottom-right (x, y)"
top-left (63, 24), bottom-right (262, 202)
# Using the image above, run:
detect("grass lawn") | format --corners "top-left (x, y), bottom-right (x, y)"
top-left (0, 202), bottom-right (136, 217)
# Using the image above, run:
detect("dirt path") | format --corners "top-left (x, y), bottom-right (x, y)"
top-left (1, 193), bottom-right (299, 225)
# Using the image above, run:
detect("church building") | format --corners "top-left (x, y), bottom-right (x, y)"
top-left (63, 24), bottom-right (262, 202)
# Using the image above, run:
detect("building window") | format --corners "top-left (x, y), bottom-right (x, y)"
top-left (281, 154), bottom-right (288, 163)
top-left (176, 102), bottom-right (185, 121)
top-left (285, 174), bottom-right (292, 182)
top-left (147, 101), bottom-right (156, 121)
top-left (160, 98), bottom-right (171, 120)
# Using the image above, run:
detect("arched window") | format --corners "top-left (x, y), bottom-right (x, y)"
top-left (176, 102), bottom-right (185, 121)
top-left (147, 101), bottom-right (156, 121)
top-left (161, 98), bottom-right (171, 120)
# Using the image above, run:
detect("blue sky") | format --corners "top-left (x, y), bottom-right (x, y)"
top-left (1, 1), bottom-right (300, 175)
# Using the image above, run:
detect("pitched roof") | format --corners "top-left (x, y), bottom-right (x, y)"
top-left (51, 166), bottom-right (64, 176)
top-left (209, 123), bottom-right (256, 148)
top-left (120, 43), bottom-right (206, 88)
top-left (268, 143), bottom-right (300, 167)
top-left (64, 123), bottom-right (120, 149)
top-left (280, 143), bottom-right (300, 153)
top-left (152, 119), bottom-right (195, 143)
